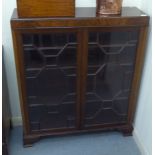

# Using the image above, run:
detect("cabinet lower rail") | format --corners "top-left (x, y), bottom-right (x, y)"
top-left (23, 124), bottom-right (133, 147)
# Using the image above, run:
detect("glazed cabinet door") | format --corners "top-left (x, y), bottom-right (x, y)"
top-left (19, 29), bottom-right (79, 132)
top-left (83, 28), bottom-right (140, 128)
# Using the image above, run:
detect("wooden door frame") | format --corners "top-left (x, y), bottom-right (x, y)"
top-left (12, 27), bottom-right (82, 134)
top-left (79, 26), bottom-right (148, 130)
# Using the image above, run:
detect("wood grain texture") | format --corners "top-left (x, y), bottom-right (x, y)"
top-left (10, 7), bottom-right (149, 146)
top-left (11, 30), bottom-right (31, 134)
top-left (17, 0), bottom-right (75, 18)
top-left (11, 7), bottom-right (149, 29)
top-left (127, 27), bottom-right (149, 124)
top-left (23, 123), bottom-right (132, 147)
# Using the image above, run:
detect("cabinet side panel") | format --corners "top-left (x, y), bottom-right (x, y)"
top-left (127, 27), bottom-right (149, 124)
top-left (11, 29), bottom-right (30, 134)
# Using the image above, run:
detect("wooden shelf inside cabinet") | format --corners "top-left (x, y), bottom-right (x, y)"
top-left (11, 7), bottom-right (149, 147)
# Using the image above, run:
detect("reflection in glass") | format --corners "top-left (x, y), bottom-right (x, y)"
top-left (22, 33), bottom-right (77, 131)
top-left (84, 30), bottom-right (139, 127)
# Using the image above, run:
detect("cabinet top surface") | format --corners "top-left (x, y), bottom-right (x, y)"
top-left (12, 7), bottom-right (148, 19)
top-left (11, 7), bottom-right (149, 28)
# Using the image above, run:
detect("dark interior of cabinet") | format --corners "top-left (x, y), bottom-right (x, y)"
top-left (21, 29), bottom-right (139, 131)
top-left (22, 33), bottom-right (78, 131)
top-left (84, 30), bottom-right (139, 127)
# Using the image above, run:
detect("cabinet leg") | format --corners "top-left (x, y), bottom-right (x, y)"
top-left (23, 134), bottom-right (40, 147)
top-left (121, 125), bottom-right (133, 136)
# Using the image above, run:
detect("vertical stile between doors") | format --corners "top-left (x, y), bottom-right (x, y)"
top-left (77, 29), bottom-right (89, 128)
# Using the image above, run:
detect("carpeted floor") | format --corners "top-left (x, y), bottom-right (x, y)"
top-left (9, 127), bottom-right (141, 155)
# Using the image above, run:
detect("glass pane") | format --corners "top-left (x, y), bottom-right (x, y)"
top-left (22, 32), bottom-right (77, 131)
top-left (84, 30), bottom-right (139, 127)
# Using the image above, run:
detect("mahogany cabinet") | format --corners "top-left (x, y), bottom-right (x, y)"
top-left (11, 7), bottom-right (149, 146)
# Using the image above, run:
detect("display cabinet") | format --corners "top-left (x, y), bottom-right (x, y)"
top-left (11, 7), bottom-right (149, 146)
